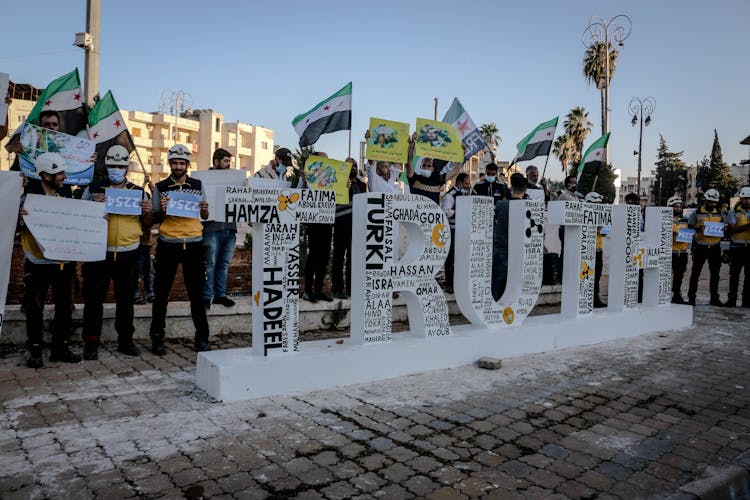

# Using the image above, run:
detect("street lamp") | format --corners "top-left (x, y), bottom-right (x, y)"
top-left (582, 14), bottom-right (632, 165)
top-left (629, 96), bottom-right (655, 199)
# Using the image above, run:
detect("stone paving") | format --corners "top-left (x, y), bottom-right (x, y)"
top-left (1, 298), bottom-right (749, 499)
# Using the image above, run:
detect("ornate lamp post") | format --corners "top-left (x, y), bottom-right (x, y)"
top-left (629, 96), bottom-right (655, 198)
top-left (582, 15), bottom-right (632, 165)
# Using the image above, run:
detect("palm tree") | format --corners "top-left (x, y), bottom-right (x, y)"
top-left (583, 41), bottom-right (619, 137)
top-left (563, 107), bottom-right (593, 160)
top-left (479, 122), bottom-right (501, 155)
top-left (553, 134), bottom-right (577, 173)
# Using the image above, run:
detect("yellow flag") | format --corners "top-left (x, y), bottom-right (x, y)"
top-left (305, 155), bottom-right (352, 205)
top-left (414, 118), bottom-right (463, 163)
top-left (365, 117), bottom-right (410, 163)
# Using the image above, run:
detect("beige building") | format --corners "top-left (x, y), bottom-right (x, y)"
top-left (1, 86), bottom-right (274, 184)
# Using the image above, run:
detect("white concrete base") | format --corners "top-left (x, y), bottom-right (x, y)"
top-left (196, 305), bottom-right (693, 402)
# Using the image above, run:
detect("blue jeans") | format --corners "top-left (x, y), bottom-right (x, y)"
top-left (203, 230), bottom-right (236, 300)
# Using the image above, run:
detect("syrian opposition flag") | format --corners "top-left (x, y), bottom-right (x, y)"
top-left (577, 133), bottom-right (610, 180)
top-left (514, 117), bottom-right (558, 163)
top-left (88, 91), bottom-right (136, 173)
top-left (292, 82), bottom-right (352, 147)
top-left (442, 97), bottom-right (487, 162)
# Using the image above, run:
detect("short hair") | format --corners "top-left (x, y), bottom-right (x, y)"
top-left (525, 165), bottom-right (538, 174)
top-left (510, 173), bottom-right (527, 191)
top-left (213, 148), bottom-right (231, 162)
top-left (455, 172), bottom-right (469, 184)
top-left (485, 163), bottom-right (498, 173)
top-left (624, 193), bottom-right (639, 204)
top-left (39, 110), bottom-right (60, 122)
top-left (564, 175), bottom-right (577, 186)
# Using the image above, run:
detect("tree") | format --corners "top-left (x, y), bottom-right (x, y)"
top-left (479, 122), bottom-right (501, 160)
top-left (706, 129), bottom-right (738, 198)
top-left (653, 135), bottom-right (688, 206)
top-left (553, 134), bottom-right (576, 172)
top-left (563, 106), bottom-right (593, 162)
top-left (583, 41), bottom-right (619, 137)
top-left (292, 146), bottom-right (317, 186)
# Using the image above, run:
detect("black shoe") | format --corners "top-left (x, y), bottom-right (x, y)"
top-left (445, 286), bottom-right (454, 294)
top-left (724, 300), bottom-right (737, 308)
top-left (83, 348), bottom-right (98, 361)
top-left (146, 295), bottom-right (154, 303)
top-left (27, 346), bottom-right (44, 369)
top-left (213, 296), bottom-right (236, 307)
top-left (194, 340), bottom-right (211, 352)
top-left (49, 345), bottom-right (82, 363)
top-left (709, 298), bottom-right (724, 307)
top-left (671, 296), bottom-right (688, 305)
top-left (203, 299), bottom-right (211, 311)
top-left (315, 292), bottom-right (334, 302)
top-left (687, 297), bottom-right (696, 306)
top-left (117, 343), bottom-right (141, 356)
top-left (303, 292), bottom-right (318, 303)
top-left (332, 292), bottom-right (349, 300)
top-left (135, 297), bottom-right (147, 305)
top-left (151, 340), bottom-right (166, 356)
top-left (594, 299), bottom-right (607, 308)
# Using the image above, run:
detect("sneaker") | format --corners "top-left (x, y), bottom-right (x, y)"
top-left (151, 340), bottom-right (166, 356)
top-left (146, 295), bottom-right (155, 303)
top-left (315, 292), bottom-right (334, 302)
top-left (594, 299), bottom-right (607, 308)
top-left (194, 340), bottom-right (211, 352)
top-left (213, 296), bottom-right (236, 307)
top-left (49, 345), bottom-right (82, 363)
top-left (27, 346), bottom-right (44, 369)
top-left (303, 292), bottom-right (318, 303)
top-left (671, 296), bottom-right (688, 305)
top-left (117, 343), bottom-right (141, 356)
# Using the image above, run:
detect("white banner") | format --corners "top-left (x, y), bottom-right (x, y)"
top-left (0, 172), bottom-right (23, 337)
top-left (23, 194), bottom-right (107, 262)
top-left (191, 169), bottom-right (247, 221)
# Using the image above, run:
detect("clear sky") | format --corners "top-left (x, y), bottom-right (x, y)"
top-left (3, 0), bottom-right (749, 181)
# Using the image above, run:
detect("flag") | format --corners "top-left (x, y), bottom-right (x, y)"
top-left (577, 133), bottom-right (610, 180)
top-left (88, 91), bottom-right (136, 173)
top-left (441, 97), bottom-right (487, 162)
top-left (514, 117), bottom-right (558, 163)
top-left (292, 82), bottom-right (352, 147)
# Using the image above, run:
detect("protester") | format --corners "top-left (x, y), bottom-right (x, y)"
top-left (18, 153), bottom-right (80, 367)
top-left (405, 133), bottom-right (462, 204)
top-left (331, 158), bottom-right (366, 299)
top-left (687, 188), bottom-right (726, 306)
top-left (149, 144), bottom-right (211, 354)
top-left (255, 147), bottom-right (294, 180)
top-left (584, 192), bottom-right (606, 308)
top-left (133, 176), bottom-right (155, 305)
top-left (202, 148), bottom-right (237, 310)
top-left (525, 165), bottom-right (549, 202)
top-left (557, 175), bottom-right (579, 202)
top-left (473, 163), bottom-right (509, 203)
top-left (492, 173), bottom-right (528, 300)
top-left (667, 196), bottom-right (691, 304)
top-left (726, 187), bottom-right (750, 307)
top-left (441, 172), bottom-right (471, 294)
top-left (80, 145), bottom-right (150, 359)
top-left (303, 151), bottom-right (333, 302)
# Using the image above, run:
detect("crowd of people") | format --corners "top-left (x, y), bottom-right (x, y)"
top-left (8, 122), bottom-right (749, 368)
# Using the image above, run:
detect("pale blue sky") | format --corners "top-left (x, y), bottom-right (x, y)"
top-left (3, 0), bottom-right (749, 181)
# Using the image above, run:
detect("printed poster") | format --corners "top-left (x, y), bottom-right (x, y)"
top-left (305, 155), bottom-right (351, 205)
top-left (19, 123), bottom-right (95, 185)
top-left (366, 117), bottom-right (410, 163)
top-left (414, 118), bottom-right (464, 163)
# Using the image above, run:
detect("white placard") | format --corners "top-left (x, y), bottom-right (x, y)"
top-left (22, 194), bottom-right (107, 262)
top-left (105, 188), bottom-right (143, 215)
top-left (676, 228), bottom-right (695, 243)
top-left (0, 172), bottom-right (23, 337)
top-left (191, 169), bottom-right (247, 221)
top-left (248, 177), bottom-right (292, 189)
top-left (0, 73), bottom-right (8, 123)
top-left (703, 222), bottom-right (724, 238)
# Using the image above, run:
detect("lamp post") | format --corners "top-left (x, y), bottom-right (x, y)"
top-left (582, 15), bottom-right (632, 165)
top-left (629, 96), bottom-right (655, 199)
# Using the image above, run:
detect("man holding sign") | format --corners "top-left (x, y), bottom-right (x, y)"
top-left (150, 144), bottom-right (210, 354)
top-left (726, 187), bottom-right (750, 308)
top-left (668, 196), bottom-right (692, 304)
top-left (79, 145), bottom-right (151, 359)
top-left (688, 188), bottom-right (726, 306)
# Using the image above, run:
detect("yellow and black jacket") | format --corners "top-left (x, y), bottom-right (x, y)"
top-left (85, 180), bottom-right (145, 255)
top-left (689, 205), bottom-right (724, 247)
top-left (729, 207), bottom-right (750, 246)
top-left (153, 176), bottom-right (205, 244)
top-left (672, 215), bottom-right (690, 253)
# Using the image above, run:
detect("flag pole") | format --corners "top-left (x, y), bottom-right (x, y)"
top-left (348, 128), bottom-right (352, 159)
top-left (433, 98), bottom-right (438, 120)
top-left (541, 153), bottom-right (551, 179)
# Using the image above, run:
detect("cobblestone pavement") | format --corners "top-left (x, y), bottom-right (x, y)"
top-left (1, 301), bottom-right (749, 499)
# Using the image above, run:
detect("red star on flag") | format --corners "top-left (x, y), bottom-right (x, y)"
top-left (45, 99), bottom-right (52, 106)
top-left (305, 118), bottom-right (310, 124)
top-left (93, 132), bottom-right (99, 138)
top-left (114, 119), bottom-right (121, 128)
top-left (546, 131), bottom-right (552, 137)
top-left (457, 119), bottom-right (469, 135)
top-left (595, 151), bottom-right (601, 157)
top-left (73, 93), bottom-right (81, 101)
top-left (323, 105), bottom-right (330, 111)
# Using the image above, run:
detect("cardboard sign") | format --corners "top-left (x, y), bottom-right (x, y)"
top-left (105, 188), bottom-right (143, 215)
top-left (366, 118), bottom-right (410, 164)
top-left (414, 118), bottom-right (464, 163)
top-left (166, 191), bottom-right (202, 219)
top-left (19, 123), bottom-right (95, 185)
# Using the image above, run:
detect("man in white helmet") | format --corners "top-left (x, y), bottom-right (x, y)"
top-left (667, 196), bottom-right (690, 304)
top-left (687, 188), bottom-right (726, 306)
top-left (17, 152), bottom-right (80, 367)
top-left (149, 144), bottom-right (210, 354)
top-left (584, 192), bottom-right (607, 308)
top-left (726, 187), bottom-right (750, 307)
top-left (79, 145), bottom-right (152, 359)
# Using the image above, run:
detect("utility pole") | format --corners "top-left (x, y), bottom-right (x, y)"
top-left (84, 0), bottom-right (100, 106)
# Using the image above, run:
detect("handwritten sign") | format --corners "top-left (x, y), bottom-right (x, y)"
top-left (105, 188), bottom-right (143, 215)
top-left (22, 194), bottom-right (107, 261)
top-left (166, 191), bottom-right (202, 219)
top-left (366, 118), bottom-right (410, 164)
top-left (414, 118), bottom-right (464, 163)
top-left (676, 228), bottom-right (695, 243)
top-left (703, 222), bottom-right (724, 238)
top-left (191, 169), bottom-right (247, 221)
top-left (19, 123), bottom-right (95, 185)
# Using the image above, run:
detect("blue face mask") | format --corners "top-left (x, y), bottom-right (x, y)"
top-left (276, 165), bottom-right (287, 176)
top-left (486, 175), bottom-right (496, 183)
top-left (107, 167), bottom-right (126, 184)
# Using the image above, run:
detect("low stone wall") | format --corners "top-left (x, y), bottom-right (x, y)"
top-left (1, 285), bottom-right (562, 345)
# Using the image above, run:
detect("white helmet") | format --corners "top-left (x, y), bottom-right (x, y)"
top-left (168, 144), bottom-right (191, 162)
top-left (34, 152), bottom-right (67, 175)
top-left (739, 186), bottom-right (750, 199)
top-left (666, 195), bottom-right (683, 207)
top-left (105, 145), bottom-right (130, 167)
top-left (704, 189), bottom-right (720, 202)
top-left (584, 192), bottom-right (603, 203)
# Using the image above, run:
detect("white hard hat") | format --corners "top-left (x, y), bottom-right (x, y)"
top-left (739, 186), bottom-right (750, 199)
top-left (704, 189), bottom-right (720, 202)
top-left (105, 145), bottom-right (130, 167)
top-left (666, 195), bottom-right (683, 206)
top-left (584, 192), bottom-right (603, 203)
top-left (168, 144), bottom-right (191, 162)
top-left (34, 152), bottom-right (67, 175)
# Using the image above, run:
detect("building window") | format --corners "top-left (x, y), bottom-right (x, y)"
top-left (261, 141), bottom-right (268, 150)
top-left (132, 127), bottom-right (141, 138)
top-left (215, 118), bottom-right (220, 133)
top-left (215, 142), bottom-right (220, 151)
top-left (17, 115), bottom-right (26, 124)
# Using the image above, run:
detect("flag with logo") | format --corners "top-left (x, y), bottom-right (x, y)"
top-left (441, 97), bottom-right (487, 162)
top-left (292, 82), bottom-right (352, 147)
top-left (577, 133), bottom-right (610, 180)
top-left (514, 117), bottom-right (558, 163)
top-left (88, 90), bottom-right (136, 173)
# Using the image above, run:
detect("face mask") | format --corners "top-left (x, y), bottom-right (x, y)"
top-left (276, 165), bottom-right (287, 176)
top-left (107, 167), bottom-right (126, 184)
top-left (486, 176), bottom-right (496, 183)
top-left (460, 188), bottom-right (469, 195)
